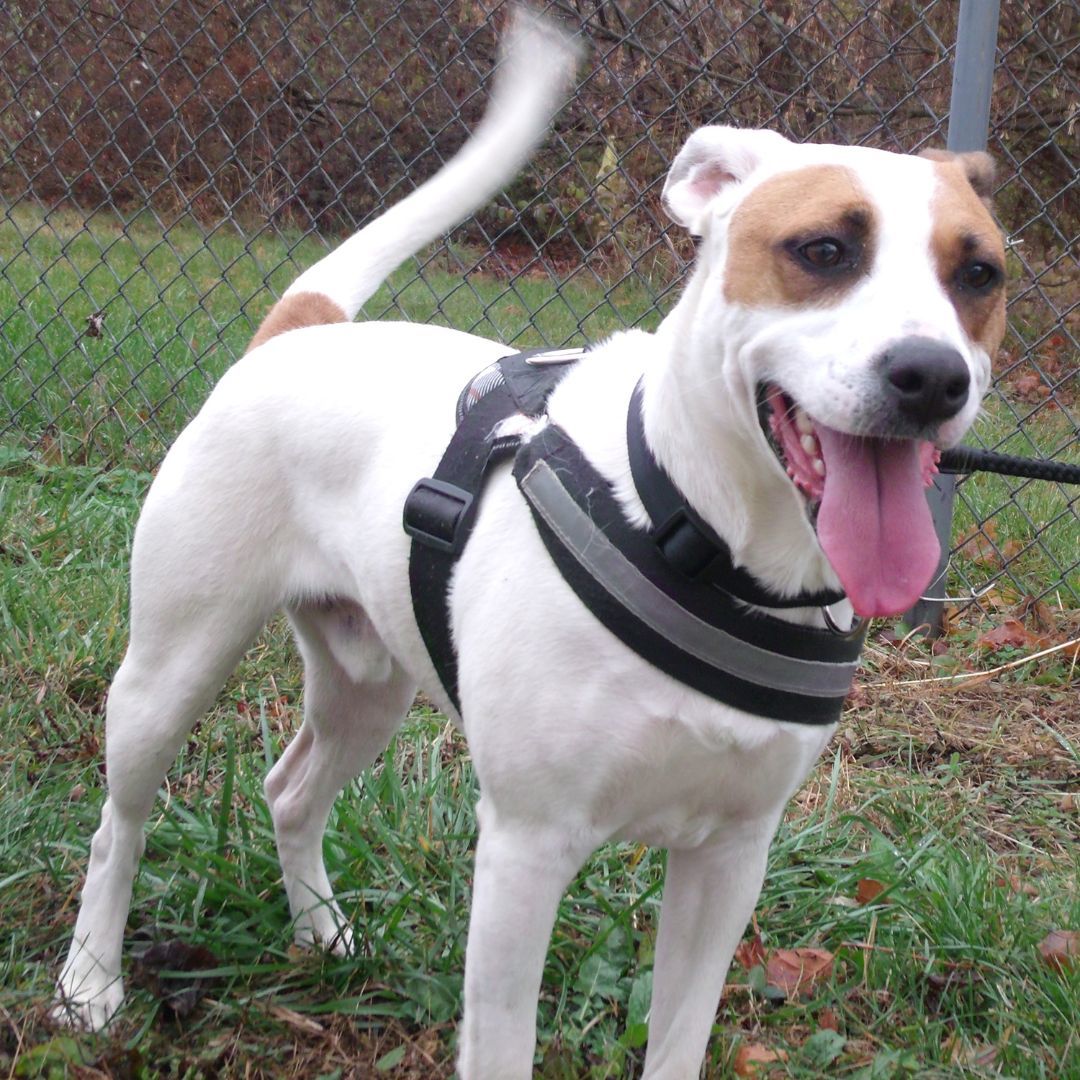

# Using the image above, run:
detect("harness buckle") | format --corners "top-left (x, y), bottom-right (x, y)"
top-left (403, 478), bottom-right (475, 554)
top-left (652, 508), bottom-right (719, 580)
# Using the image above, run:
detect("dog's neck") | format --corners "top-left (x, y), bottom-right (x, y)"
top-left (642, 291), bottom-right (843, 612)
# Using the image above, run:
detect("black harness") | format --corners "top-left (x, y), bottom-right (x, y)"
top-left (403, 349), bottom-right (866, 725)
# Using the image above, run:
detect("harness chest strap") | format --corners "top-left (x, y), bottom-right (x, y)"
top-left (403, 351), bottom-right (866, 723)
top-left (512, 425), bottom-right (864, 724)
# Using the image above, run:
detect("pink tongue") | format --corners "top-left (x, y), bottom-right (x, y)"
top-left (814, 427), bottom-right (940, 617)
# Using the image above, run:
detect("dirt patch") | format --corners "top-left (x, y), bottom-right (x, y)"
top-left (843, 678), bottom-right (1077, 783)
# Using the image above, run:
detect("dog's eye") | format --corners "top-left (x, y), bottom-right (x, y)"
top-left (956, 261), bottom-right (1001, 292)
top-left (797, 238), bottom-right (846, 269)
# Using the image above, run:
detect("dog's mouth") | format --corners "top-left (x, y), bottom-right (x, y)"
top-left (758, 384), bottom-right (943, 619)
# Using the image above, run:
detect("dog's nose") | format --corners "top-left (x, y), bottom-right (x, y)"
top-left (880, 337), bottom-right (970, 425)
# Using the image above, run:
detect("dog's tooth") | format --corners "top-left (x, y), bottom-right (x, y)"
top-left (800, 433), bottom-right (818, 455)
top-left (813, 458), bottom-right (826, 476)
top-left (795, 409), bottom-right (814, 435)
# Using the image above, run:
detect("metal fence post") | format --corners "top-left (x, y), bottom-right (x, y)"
top-left (905, 0), bottom-right (1001, 635)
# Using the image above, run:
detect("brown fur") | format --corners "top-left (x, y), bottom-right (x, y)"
top-left (723, 165), bottom-right (876, 308)
top-left (919, 148), bottom-right (996, 203)
top-left (928, 160), bottom-right (1007, 356)
top-left (246, 292), bottom-right (348, 354)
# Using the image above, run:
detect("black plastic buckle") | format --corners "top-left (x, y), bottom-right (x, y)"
top-left (403, 478), bottom-right (475, 554)
top-left (652, 507), bottom-right (720, 580)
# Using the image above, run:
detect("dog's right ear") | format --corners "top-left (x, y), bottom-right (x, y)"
top-left (662, 126), bottom-right (791, 232)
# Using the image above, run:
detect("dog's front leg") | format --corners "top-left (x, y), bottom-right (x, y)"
top-left (642, 824), bottom-right (775, 1079)
top-left (458, 810), bottom-right (596, 1079)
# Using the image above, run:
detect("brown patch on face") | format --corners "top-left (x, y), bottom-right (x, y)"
top-left (246, 291), bottom-right (348, 353)
top-left (919, 148), bottom-right (996, 204)
top-left (724, 165), bottom-right (877, 309)
top-left (928, 159), bottom-right (1006, 357)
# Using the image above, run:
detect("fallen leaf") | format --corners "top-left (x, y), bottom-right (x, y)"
top-left (131, 939), bottom-right (220, 1018)
top-left (733, 1043), bottom-right (787, 1076)
top-left (817, 1006), bottom-right (841, 1032)
top-left (734, 932), bottom-right (766, 971)
top-left (1018, 595), bottom-right (1056, 632)
top-left (923, 965), bottom-right (984, 1012)
top-left (1037, 929), bottom-right (1079, 973)
top-left (997, 874), bottom-right (1040, 899)
top-left (1058, 792), bottom-right (1075, 813)
top-left (855, 878), bottom-right (886, 905)
top-left (766, 947), bottom-right (834, 998)
top-left (957, 523), bottom-right (999, 568)
top-left (976, 619), bottom-right (1052, 652)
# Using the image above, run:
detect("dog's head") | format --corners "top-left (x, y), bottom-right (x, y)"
top-left (660, 127), bottom-right (1006, 617)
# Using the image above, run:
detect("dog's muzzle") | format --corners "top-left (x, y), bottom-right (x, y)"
top-left (879, 336), bottom-right (970, 429)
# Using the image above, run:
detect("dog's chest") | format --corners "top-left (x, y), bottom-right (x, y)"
top-left (604, 708), bottom-right (833, 849)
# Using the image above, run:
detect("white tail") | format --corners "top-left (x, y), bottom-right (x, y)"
top-left (248, 11), bottom-right (580, 352)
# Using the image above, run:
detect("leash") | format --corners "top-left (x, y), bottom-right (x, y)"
top-left (938, 446), bottom-right (1080, 485)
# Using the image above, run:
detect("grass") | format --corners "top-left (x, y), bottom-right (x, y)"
top-left (1, 206), bottom-right (1077, 1076)
top-left (0, 203), bottom-right (667, 467)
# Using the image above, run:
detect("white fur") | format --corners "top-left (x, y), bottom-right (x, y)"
top-left (54, 21), bottom-right (996, 1080)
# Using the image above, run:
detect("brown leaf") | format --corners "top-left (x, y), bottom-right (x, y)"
top-left (957, 523), bottom-right (999, 568)
top-left (976, 619), bottom-right (1052, 652)
top-left (855, 878), bottom-right (886, 905)
top-left (1037, 929), bottom-right (1079, 973)
top-left (733, 1043), bottom-right (787, 1076)
top-left (946, 1034), bottom-right (999, 1067)
top-left (997, 874), bottom-right (1040, 899)
top-left (817, 1006), bottom-right (841, 1032)
top-left (766, 947), bottom-right (834, 998)
top-left (1017, 595), bottom-right (1057, 632)
top-left (132, 939), bottom-right (220, 1018)
top-left (734, 932), bottom-right (767, 972)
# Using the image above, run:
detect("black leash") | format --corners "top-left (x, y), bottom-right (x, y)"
top-left (938, 446), bottom-right (1080, 485)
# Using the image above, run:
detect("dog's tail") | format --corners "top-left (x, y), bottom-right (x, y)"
top-left (246, 12), bottom-right (580, 353)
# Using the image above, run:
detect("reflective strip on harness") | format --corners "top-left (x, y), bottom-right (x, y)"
top-left (518, 457), bottom-right (858, 698)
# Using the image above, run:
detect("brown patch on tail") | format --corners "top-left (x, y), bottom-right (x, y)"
top-left (246, 292), bottom-right (348, 354)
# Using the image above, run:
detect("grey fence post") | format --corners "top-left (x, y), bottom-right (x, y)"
top-left (905, 0), bottom-right (1001, 634)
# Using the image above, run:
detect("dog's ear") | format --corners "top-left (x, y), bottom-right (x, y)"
top-left (662, 126), bottom-right (791, 232)
top-left (918, 148), bottom-right (997, 206)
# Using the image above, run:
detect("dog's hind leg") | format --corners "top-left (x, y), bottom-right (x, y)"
top-left (55, 577), bottom-right (274, 1030)
top-left (641, 827), bottom-right (774, 1079)
top-left (265, 599), bottom-right (415, 954)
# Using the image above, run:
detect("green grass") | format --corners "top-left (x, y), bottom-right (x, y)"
top-left (1, 456), bottom-right (1077, 1077)
top-left (0, 203), bottom-right (666, 466)
top-left (951, 401), bottom-right (1078, 606)
top-left (1, 205), bottom-right (1077, 1076)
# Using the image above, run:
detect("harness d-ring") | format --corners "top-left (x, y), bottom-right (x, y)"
top-left (822, 605), bottom-right (867, 639)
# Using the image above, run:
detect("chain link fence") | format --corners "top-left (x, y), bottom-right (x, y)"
top-left (1, 0), bottom-right (1076, 619)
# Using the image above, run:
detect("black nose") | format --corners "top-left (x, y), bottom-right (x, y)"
top-left (881, 337), bottom-right (970, 425)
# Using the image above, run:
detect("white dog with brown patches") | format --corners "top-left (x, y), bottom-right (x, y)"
top-left (56, 14), bottom-right (1005, 1078)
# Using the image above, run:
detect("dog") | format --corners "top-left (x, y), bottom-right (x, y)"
top-left (55, 12), bottom-right (1005, 1078)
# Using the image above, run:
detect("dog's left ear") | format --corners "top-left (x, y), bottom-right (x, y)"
top-left (919, 148), bottom-right (997, 206)
top-left (662, 126), bottom-right (791, 233)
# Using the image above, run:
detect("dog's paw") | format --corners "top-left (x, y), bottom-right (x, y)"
top-left (51, 981), bottom-right (124, 1032)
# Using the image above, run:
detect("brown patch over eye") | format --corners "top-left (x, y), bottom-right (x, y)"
top-left (724, 166), bottom-right (877, 309)
top-left (929, 161), bottom-right (1007, 357)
